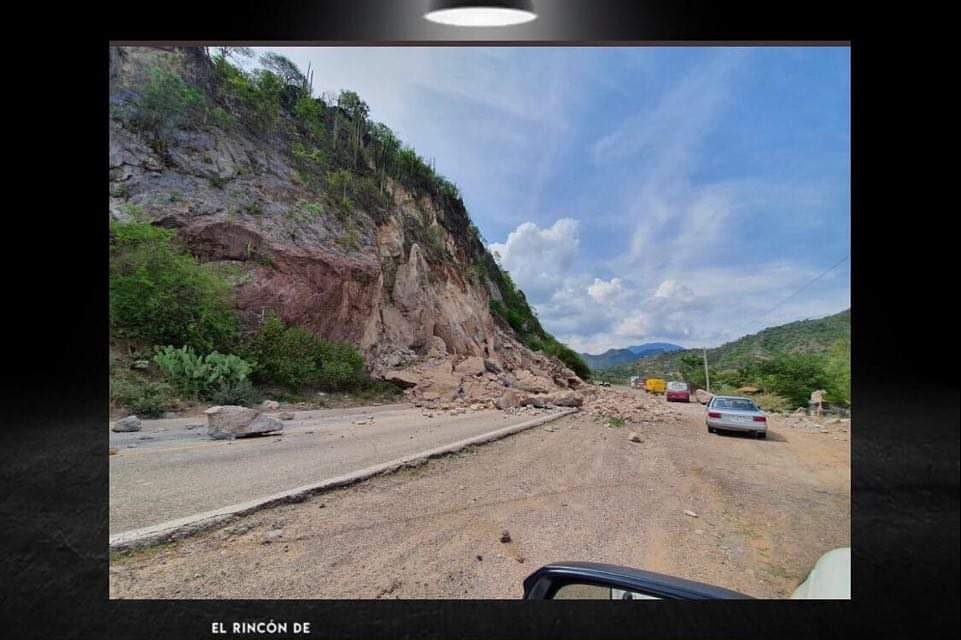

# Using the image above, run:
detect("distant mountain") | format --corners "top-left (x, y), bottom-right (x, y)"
top-left (599, 309), bottom-right (851, 381)
top-left (580, 342), bottom-right (683, 370)
top-left (627, 342), bottom-right (685, 356)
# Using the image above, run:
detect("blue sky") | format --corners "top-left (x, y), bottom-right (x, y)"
top-left (251, 47), bottom-right (850, 353)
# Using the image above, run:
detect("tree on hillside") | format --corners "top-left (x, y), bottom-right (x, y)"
top-left (824, 338), bottom-right (851, 405)
top-left (259, 52), bottom-right (309, 92)
top-left (209, 47), bottom-right (254, 62)
top-left (757, 353), bottom-right (833, 408)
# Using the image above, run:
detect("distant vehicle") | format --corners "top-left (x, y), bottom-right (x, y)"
top-left (522, 547), bottom-right (850, 599)
top-left (644, 378), bottom-right (666, 394)
top-left (665, 381), bottom-right (690, 402)
top-left (706, 395), bottom-right (767, 438)
top-left (597, 380), bottom-right (611, 387)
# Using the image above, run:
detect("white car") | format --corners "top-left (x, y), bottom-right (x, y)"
top-left (706, 395), bottom-right (768, 439)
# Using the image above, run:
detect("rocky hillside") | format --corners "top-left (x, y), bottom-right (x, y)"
top-left (108, 46), bottom-right (586, 406)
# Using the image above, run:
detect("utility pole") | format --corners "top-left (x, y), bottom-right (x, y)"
top-left (703, 348), bottom-right (711, 393)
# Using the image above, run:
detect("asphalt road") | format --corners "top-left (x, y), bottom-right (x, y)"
top-left (109, 403), bottom-right (553, 535)
top-left (111, 394), bottom-right (851, 599)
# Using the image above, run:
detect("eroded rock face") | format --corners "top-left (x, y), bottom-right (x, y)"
top-left (109, 46), bottom-right (583, 406)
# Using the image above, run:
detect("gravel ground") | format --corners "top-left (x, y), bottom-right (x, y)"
top-left (110, 394), bottom-right (850, 599)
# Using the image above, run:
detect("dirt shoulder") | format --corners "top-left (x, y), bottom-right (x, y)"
top-left (110, 394), bottom-right (849, 599)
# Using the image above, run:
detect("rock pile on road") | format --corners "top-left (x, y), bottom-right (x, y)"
top-left (581, 388), bottom-right (683, 425)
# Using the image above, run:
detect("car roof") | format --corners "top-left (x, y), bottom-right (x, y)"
top-left (712, 395), bottom-right (753, 402)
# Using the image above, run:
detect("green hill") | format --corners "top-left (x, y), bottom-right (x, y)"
top-left (598, 309), bottom-right (851, 410)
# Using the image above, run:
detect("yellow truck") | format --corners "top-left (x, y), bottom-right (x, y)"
top-left (644, 378), bottom-right (666, 394)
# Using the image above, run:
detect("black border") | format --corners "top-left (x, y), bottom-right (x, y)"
top-left (5, 1), bottom-right (959, 639)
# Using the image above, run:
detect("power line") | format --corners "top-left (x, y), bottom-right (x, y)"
top-left (736, 254), bottom-right (850, 339)
top-left (760, 255), bottom-right (848, 320)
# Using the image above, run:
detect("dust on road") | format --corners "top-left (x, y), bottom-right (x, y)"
top-left (110, 394), bottom-right (850, 599)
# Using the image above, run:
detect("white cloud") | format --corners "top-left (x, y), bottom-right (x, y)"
top-left (587, 277), bottom-right (625, 304)
top-left (488, 218), bottom-right (580, 300)
top-left (653, 280), bottom-right (696, 303)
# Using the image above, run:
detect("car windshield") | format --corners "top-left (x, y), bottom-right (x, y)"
top-left (712, 398), bottom-right (758, 411)
top-left (667, 382), bottom-right (687, 391)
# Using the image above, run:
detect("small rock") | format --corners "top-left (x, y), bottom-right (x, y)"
top-left (543, 426), bottom-right (555, 433)
top-left (500, 530), bottom-right (511, 543)
top-left (262, 529), bottom-right (284, 544)
top-left (476, 554), bottom-right (483, 561)
top-left (683, 510), bottom-right (699, 518)
top-left (628, 432), bottom-right (642, 443)
top-left (184, 423), bottom-right (204, 430)
top-left (111, 415), bottom-right (142, 433)
top-left (109, 448), bottom-right (118, 456)
top-left (278, 412), bottom-right (295, 421)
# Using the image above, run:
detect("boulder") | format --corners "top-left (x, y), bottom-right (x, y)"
top-left (260, 400), bottom-right (280, 410)
top-left (454, 356), bottom-right (486, 377)
top-left (695, 389), bottom-right (713, 404)
top-left (514, 370), bottom-right (553, 394)
top-left (531, 395), bottom-right (549, 408)
top-left (484, 359), bottom-right (502, 374)
top-left (495, 389), bottom-right (530, 410)
top-left (111, 415), bottom-right (142, 432)
top-left (543, 390), bottom-right (583, 407)
top-left (205, 405), bottom-right (283, 440)
top-left (384, 370), bottom-right (419, 389)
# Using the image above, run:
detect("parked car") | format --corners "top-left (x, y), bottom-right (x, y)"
top-left (523, 547), bottom-right (850, 599)
top-left (666, 381), bottom-right (690, 402)
top-left (705, 395), bottom-right (767, 438)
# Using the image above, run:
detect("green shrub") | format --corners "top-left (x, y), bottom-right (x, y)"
top-left (757, 353), bottom-right (833, 409)
top-left (292, 142), bottom-right (328, 173)
top-left (111, 378), bottom-right (175, 418)
top-left (110, 221), bottom-right (237, 352)
top-left (206, 378), bottom-right (262, 406)
top-left (242, 313), bottom-right (321, 389)
top-left (153, 345), bottom-right (254, 399)
top-left (130, 67), bottom-right (208, 139)
top-left (242, 312), bottom-right (367, 392)
top-left (294, 95), bottom-right (326, 139)
top-left (752, 392), bottom-right (792, 413)
top-left (315, 341), bottom-right (366, 391)
top-left (824, 338), bottom-right (850, 405)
